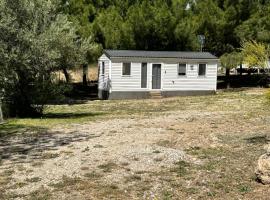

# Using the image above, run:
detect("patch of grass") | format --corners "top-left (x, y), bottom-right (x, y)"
top-left (156, 140), bottom-right (171, 147)
top-left (26, 177), bottom-right (42, 183)
top-left (153, 150), bottom-right (161, 154)
top-left (132, 157), bottom-right (139, 161)
top-left (120, 162), bottom-right (129, 166)
top-left (84, 171), bottom-right (103, 179)
top-left (207, 191), bottom-right (216, 197)
top-left (245, 135), bottom-right (270, 145)
top-left (238, 185), bottom-right (251, 193)
top-left (154, 157), bottom-right (164, 162)
top-left (125, 175), bottom-right (142, 182)
top-left (28, 187), bottom-right (52, 200)
top-left (60, 150), bottom-right (74, 155)
top-left (170, 161), bottom-right (191, 177)
top-left (98, 162), bottom-right (118, 173)
top-left (16, 165), bottom-right (27, 171)
top-left (31, 162), bottom-right (43, 167)
top-left (82, 146), bottom-right (90, 152)
top-left (41, 152), bottom-right (60, 159)
top-left (107, 184), bottom-right (119, 190)
top-left (162, 190), bottom-right (173, 200)
top-left (135, 170), bottom-right (147, 174)
top-left (93, 144), bottom-right (104, 148)
top-left (81, 166), bottom-right (89, 171)
top-left (2, 169), bottom-right (15, 176)
top-left (50, 176), bottom-right (81, 189)
top-left (185, 187), bottom-right (199, 195)
top-left (8, 182), bottom-right (28, 189)
top-left (156, 140), bottom-right (175, 148)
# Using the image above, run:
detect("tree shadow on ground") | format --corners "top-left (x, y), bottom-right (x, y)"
top-left (245, 135), bottom-right (270, 145)
top-left (43, 112), bottom-right (105, 119)
top-left (0, 117), bottom-right (103, 166)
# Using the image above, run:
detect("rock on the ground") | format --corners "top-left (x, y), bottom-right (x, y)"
top-left (256, 153), bottom-right (270, 184)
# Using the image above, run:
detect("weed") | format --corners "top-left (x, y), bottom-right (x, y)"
top-left (162, 190), bottom-right (173, 200)
top-left (238, 185), bottom-right (251, 193)
top-left (31, 162), bottom-right (44, 167)
top-left (41, 152), bottom-right (60, 159)
top-left (26, 177), bottom-right (41, 183)
top-left (93, 144), bottom-right (104, 148)
top-left (84, 171), bottom-right (103, 179)
top-left (98, 162), bottom-right (118, 173)
top-left (170, 160), bottom-right (190, 177)
top-left (125, 175), bottom-right (142, 182)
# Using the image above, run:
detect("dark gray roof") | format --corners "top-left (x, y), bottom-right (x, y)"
top-left (104, 49), bottom-right (218, 60)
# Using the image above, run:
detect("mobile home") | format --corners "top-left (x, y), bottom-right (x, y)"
top-left (98, 50), bottom-right (218, 99)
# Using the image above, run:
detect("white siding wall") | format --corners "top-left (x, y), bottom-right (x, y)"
top-left (162, 62), bottom-right (217, 91)
top-left (109, 61), bottom-right (217, 92)
top-left (111, 62), bottom-right (150, 91)
top-left (98, 54), bottom-right (110, 90)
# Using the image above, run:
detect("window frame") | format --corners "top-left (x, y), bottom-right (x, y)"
top-left (122, 62), bottom-right (131, 76)
top-left (141, 62), bottom-right (147, 88)
top-left (178, 63), bottom-right (187, 76)
top-left (198, 63), bottom-right (207, 77)
top-left (101, 61), bottom-right (105, 76)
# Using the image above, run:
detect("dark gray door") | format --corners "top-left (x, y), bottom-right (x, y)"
top-left (152, 64), bottom-right (161, 89)
top-left (141, 63), bottom-right (147, 88)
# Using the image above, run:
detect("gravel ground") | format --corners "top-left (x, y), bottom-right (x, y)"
top-left (1, 88), bottom-right (270, 199)
top-left (1, 109), bottom-right (229, 198)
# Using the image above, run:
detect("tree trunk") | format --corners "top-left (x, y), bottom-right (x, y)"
top-left (239, 63), bottom-right (243, 76)
top-left (226, 68), bottom-right (230, 89)
top-left (0, 100), bottom-right (4, 124)
top-left (63, 68), bottom-right (70, 83)
top-left (83, 64), bottom-right (88, 86)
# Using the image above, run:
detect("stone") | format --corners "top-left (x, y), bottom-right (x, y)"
top-left (256, 153), bottom-right (270, 184)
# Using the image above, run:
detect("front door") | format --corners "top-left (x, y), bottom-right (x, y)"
top-left (152, 64), bottom-right (161, 89)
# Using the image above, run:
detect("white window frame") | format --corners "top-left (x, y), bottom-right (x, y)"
top-left (101, 61), bottom-right (105, 76)
top-left (198, 63), bottom-right (207, 77)
top-left (122, 62), bottom-right (131, 76)
top-left (178, 63), bottom-right (187, 77)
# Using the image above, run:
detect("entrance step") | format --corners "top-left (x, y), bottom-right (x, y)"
top-left (150, 91), bottom-right (162, 99)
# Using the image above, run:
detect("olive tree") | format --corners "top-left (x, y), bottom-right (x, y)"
top-left (0, 0), bottom-right (96, 117)
top-left (220, 52), bottom-right (242, 88)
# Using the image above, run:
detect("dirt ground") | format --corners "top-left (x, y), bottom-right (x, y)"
top-left (1, 88), bottom-right (270, 199)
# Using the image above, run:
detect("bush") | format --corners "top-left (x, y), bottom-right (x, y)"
top-left (4, 80), bottom-right (70, 118)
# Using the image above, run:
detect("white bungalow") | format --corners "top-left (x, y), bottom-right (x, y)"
top-left (98, 50), bottom-right (219, 99)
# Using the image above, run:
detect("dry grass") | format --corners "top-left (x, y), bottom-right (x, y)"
top-left (54, 64), bottom-right (98, 83)
top-left (1, 88), bottom-right (270, 199)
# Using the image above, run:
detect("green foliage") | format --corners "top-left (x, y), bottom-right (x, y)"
top-left (241, 40), bottom-right (270, 68)
top-left (220, 52), bottom-right (242, 69)
top-left (236, 3), bottom-right (270, 44)
top-left (0, 0), bottom-right (97, 117)
top-left (61, 0), bottom-right (270, 55)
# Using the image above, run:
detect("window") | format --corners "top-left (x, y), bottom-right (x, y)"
top-left (141, 63), bottom-right (147, 88)
top-left (101, 62), bottom-right (105, 75)
top-left (178, 63), bottom-right (186, 76)
top-left (122, 63), bottom-right (131, 76)
top-left (198, 64), bottom-right (206, 76)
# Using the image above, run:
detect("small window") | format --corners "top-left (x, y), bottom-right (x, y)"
top-left (198, 64), bottom-right (206, 76)
top-left (122, 63), bottom-right (131, 76)
top-left (178, 63), bottom-right (186, 76)
top-left (101, 62), bottom-right (105, 75)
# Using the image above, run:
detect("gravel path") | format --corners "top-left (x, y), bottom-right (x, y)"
top-left (0, 110), bottom-right (243, 198)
